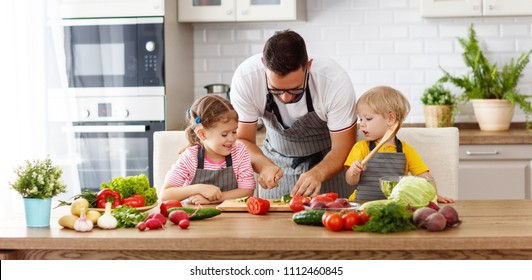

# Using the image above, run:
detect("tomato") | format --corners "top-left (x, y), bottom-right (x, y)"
top-left (311, 195), bottom-right (334, 204)
top-left (324, 213), bottom-right (344, 232)
top-left (342, 212), bottom-right (360, 230)
top-left (317, 192), bottom-right (338, 200)
top-left (289, 196), bottom-right (311, 213)
top-left (246, 197), bottom-right (270, 215)
top-left (160, 200), bottom-right (184, 217)
top-left (358, 210), bottom-right (370, 225)
top-left (321, 211), bottom-right (333, 226)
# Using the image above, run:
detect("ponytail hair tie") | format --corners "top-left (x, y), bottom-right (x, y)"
top-left (186, 107), bottom-right (191, 117)
top-left (195, 117), bottom-right (201, 124)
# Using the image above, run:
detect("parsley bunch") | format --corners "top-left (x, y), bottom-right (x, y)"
top-left (355, 201), bottom-right (416, 233)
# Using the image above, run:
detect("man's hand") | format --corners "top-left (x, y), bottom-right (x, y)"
top-left (290, 169), bottom-right (322, 197)
top-left (258, 165), bottom-right (283, 189)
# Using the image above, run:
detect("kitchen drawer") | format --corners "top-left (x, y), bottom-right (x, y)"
top-left (460, 145), bottom-right (532, 160)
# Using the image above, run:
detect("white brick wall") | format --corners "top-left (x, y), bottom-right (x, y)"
top-left (191, 0), bottom-right (532, 124)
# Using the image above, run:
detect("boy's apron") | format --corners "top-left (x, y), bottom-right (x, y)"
top-left (190, 146), bottom-right (237, 192)
top-left (354, 137), bottom-right (406, 201)
top-left (260, 76), bottom-right (352, 199)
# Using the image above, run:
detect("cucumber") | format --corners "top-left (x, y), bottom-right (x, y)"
top-left (292, 209), bottom-right (326, 226)
top-left (167, 207), bottom-right (221, 220)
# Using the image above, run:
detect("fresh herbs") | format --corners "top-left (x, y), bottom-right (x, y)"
top-left (100, 174), bottom-right (157, 206)
top-left (111, 205), bottom-right (148, 228)
top-left (355, 201), bottom-right (416, 233)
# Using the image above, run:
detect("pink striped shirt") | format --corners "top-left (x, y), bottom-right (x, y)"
top-left (164, 141), bottom-right (256, 190)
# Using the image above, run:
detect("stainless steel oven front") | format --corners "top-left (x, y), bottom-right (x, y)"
top-left (71, 121), bottom-right (164, 191)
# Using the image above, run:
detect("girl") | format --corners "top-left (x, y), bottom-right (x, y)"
top-left (344, 86), bottom-right (454, 203)
top-left (159, 95), bottom-right (256, 205)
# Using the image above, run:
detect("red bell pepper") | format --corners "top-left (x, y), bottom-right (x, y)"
top-left (122, 194), bottom-right (146, 208)
top-left (159, 200), bottom-right (183, 217)
top-left (97, 188), bottom-right (122, 208)
top-left (246, 197), bottom-right (270, 215)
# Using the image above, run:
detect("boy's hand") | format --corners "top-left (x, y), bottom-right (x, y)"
top-left (348, 160), bottom-right (365, 177)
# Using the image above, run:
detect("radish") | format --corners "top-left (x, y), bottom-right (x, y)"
top-left (413, 207), bottom-right (437, 228)
top-left (147, 213), bottom-right (167, 226)
top-left (169, 210), bottom-right (190, 225)
top-left (145, 218), bottom-right (164, 230)
top-left (137, 221), bottom-right (147, 231)
top-left (178, 219), bottom-right (190, 229)
top-left (421, 212), bottom-right (447, 232)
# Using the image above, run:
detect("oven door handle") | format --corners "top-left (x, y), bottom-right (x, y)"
top-left (67, 125), bottom-right (147, 133)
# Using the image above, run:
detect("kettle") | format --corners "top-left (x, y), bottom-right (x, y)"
top-left (204, 83), bottom-right (230, 100)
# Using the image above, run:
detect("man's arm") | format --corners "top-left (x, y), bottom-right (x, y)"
top-left (237, 122), bottom-right (283, 188)
top-left (291, 125), bottom-right (357, 197)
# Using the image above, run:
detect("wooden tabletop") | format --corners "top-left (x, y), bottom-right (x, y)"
top-left (1, 199), bottom-right (532, 259)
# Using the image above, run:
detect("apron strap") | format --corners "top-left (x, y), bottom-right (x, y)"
top-left (264, 74), bottom-right (312, 129)
top-left (196, 146), bottom-right (232, 169)
top-left (369, 136), bottom-right (403, 153)
top-left (290, 151), bottom-right (323, 169)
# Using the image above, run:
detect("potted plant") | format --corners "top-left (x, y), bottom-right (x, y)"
top-left (10, 157), bottom-right (67, 227)
top-left (421, 83), bottom-right (456, 127)
top-left (439, 24), bottom-right (532, 131)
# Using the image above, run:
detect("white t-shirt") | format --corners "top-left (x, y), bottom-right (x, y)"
top-left (230, 54), bottom-right (357, 132)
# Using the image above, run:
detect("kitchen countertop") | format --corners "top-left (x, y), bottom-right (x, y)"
top-left (1, 200), bottom-right (532, 260)
top-left (256, 123), bottom-right (532, 146)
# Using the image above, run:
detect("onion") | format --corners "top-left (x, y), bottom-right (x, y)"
top-left (438, 205), bottom-right (462, 227)
top-left (413, 207), bottom-right (437, 228)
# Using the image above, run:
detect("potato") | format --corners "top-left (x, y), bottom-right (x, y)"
top-left (58, 214), bottom-right (79, 229)
top-left (71, 198), bottom-right (90, 216)
top-left (86, 210), bottom-right (102, 225)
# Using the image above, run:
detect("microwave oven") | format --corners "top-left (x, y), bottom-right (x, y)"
top-left (63, 17), bottom-right (164, 91)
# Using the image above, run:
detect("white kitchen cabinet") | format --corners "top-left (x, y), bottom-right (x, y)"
top-left (178, 0), bottom-right (306, 22)
top-left (459, 145), bottom-right (532, 200)
top-left (421, 0), bottom-right (532, 17)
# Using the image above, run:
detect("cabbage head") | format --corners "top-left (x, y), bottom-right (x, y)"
top-left (388, 176), bottom-right (436, 209)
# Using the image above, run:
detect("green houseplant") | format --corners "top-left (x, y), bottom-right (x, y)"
top-left (10, 157), bottom-right (67, 227)
top-left (439, 24), bottom-right (532, 131)
top-left (421, 83), bottom-right (456, 127)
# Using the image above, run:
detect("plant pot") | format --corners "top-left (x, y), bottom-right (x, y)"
top-left (23, 197), bottom-right (52, 227)
top-left (471, 99), bottom-right (514, 131)
top-left (424, 105), bottom-right (453, 127)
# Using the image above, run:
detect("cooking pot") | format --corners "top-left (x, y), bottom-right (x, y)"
top-left (204, 83), bottom-right (230, 100)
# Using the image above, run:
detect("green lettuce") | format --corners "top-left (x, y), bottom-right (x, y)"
top-left (388, 176), bottom-right (436, 209)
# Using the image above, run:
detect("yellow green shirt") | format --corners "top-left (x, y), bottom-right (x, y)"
top-left (344, 139), bottom-right (429, 176)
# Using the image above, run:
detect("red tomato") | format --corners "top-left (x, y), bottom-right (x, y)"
top-left (159, 200), bottom-right (183, 217)
top-left (317, 192), bottom-right (338, 200)
top-left (289, 196), bottom-right (311, 213)
top-left (342, 212), bottom-right (360, 230)
top-left (358, 210), bottom-right (370, 225)
top-left (324, 213), bottom-right (344, 232)
top-left (246, 197), bottom-right (270, 215)
top-left (321, 211), bottom-right (333, 226)
top-left (311, 195), bottom-right (334, 204)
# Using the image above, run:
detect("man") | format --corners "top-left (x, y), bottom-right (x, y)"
top-left (230, 30), bottom-right (357, 199)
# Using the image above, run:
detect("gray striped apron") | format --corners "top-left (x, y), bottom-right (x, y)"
top-left (355, 137), bottom-right (406, 201)
top-left (190, 146), bottom-right (237, 192)
top-left (260, 79), bottom-right (353, 199)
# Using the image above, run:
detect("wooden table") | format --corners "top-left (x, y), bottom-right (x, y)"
top-left (1, 200), bottom-right (532, 260)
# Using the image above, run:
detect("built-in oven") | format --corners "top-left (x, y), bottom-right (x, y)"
top-left (48, 16), bottom-right (166, 194)
top-left (72, 121), bottom-right (164, 191)
top-left (63, 17), bottom-right (164, 91)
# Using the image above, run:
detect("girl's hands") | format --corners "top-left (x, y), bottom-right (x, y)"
top-left (188, 194), bottom-right (211, 205)
top-left (437, 194), bottom-right (455, 203)
top-left (198, 184), bottom-right (223, 201)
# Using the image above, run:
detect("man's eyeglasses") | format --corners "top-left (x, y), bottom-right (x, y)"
top-left (266, 69), bottom-right (308, 96)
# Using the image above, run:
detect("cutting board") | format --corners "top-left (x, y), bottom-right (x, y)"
top-left (216, 199), bottom-right (291, 212)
